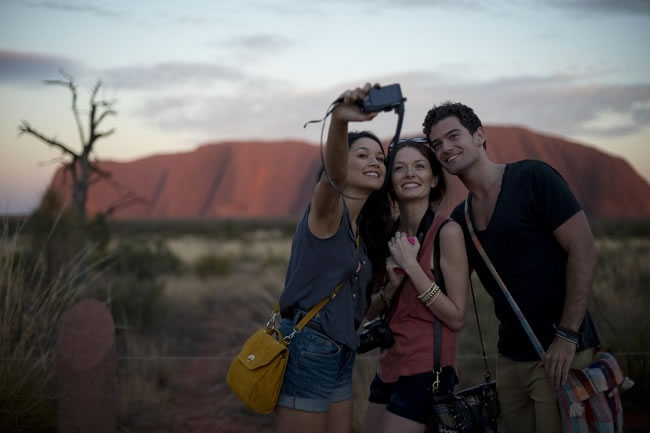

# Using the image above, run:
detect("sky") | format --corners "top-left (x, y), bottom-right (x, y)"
top-left (1, 0), bottom-right (649, 214)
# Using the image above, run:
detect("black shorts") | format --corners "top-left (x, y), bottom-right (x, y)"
top-left (368, 371), bottom-right (435, 424)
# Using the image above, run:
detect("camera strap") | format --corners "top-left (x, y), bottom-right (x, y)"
top-left (432, 219), bottom-right (451, 379)
top-left (303, 96), bottom-right (405, 201)
top-left (432, 216), bottom-right (493, 387)
top-left (385, 208), bottom-right (436, 319)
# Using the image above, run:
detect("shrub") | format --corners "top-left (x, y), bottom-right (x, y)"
top-left (109, 240), bottom-right (183, 279)
top-left (88, 276), bottom-right (170, 332)
top-left (192, 253), bottom-right (232, 279)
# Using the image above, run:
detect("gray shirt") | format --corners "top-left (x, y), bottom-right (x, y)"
top-left (279, 201), bottom-right (372, 349)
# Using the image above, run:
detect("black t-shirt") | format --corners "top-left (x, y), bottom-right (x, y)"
top-left (451, 160), bottom-right (599, 361)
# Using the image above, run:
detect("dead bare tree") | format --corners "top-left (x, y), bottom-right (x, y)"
top-left (18, 69), bottom-right (117, 225)
top-left (18, 70), bottom-right (118, 277)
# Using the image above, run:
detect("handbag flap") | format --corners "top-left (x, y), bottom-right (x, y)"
top-left (236, 328), bottom-right (288, 370)
top-left (562, 351), bottom-right (624, 402)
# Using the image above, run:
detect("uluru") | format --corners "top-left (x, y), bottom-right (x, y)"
top-left (47, 126), bottom-right (650, 220)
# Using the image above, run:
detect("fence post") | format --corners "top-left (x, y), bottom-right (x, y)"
top-left (57, 298), bottom-right (116, 433)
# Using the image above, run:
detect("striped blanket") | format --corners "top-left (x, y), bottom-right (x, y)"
top-left (556, 351), bottom-right (625, 433)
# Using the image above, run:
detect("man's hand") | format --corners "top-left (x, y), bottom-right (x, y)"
top-left (542, 337), bottom-right (577, 390)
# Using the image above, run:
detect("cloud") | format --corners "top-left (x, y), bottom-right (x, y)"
top-left (0, 50), bottom-right (83, 85)
top-left (399, 73), bottom-right (650, 138)
top-left (224, 34), bottom-right (293, 54)
top-left (133, 76), bottom-right (310, 136)
top-left (212, 34), bottom-right (295, 66)
top-left (544, 0), bottom-right (650, 15)
top-left (21, 0), bottom-right (122, 18)
top-left (128, 70), bottom-right (650, 145)
top-left (341, 0), bottom-right (650, 15)
top-left (101, 62), bottom-right (245, 90)
top-left (333, 0), bottom-right (479, 7)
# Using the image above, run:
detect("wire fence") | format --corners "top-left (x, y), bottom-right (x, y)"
top-left (4, 352), bottom-right (650, 361)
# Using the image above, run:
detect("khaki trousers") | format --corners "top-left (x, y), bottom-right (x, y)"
top-left (496, 349), bottom-right (593, 433)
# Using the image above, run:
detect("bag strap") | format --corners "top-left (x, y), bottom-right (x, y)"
top-left (432, 219), bottom-right (451, 376)
top-left (295, 280), bottom-right (344, 331)
top-left (385, 208), bottom-right (436, 318)
top-left (272, 233), bottom-right (361, 335)
top-left (433, 218), bottom-right (494, 389)
top-left (469, 277), bottom-right (493, 381)
top-left (464, 195), bottom-right (546, 361)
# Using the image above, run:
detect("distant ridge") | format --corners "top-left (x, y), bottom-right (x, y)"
top-left (47, 127), bottom-right (650, 220)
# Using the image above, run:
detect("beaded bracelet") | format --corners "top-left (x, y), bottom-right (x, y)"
top-left (418, 281), bottom-right (438, 300)
top-left (555, 324), bottom-right (581, 338)
top-left (419, 282), bottom-right (440, 305)
top-left (554, 324), bottom-right (581, 345)
top-left (424, 288), bottom-right (440, 307)
top-left (555, 333), bottom-right (579, 345)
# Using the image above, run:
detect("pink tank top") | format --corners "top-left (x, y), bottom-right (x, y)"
top-left (377, 213), bottom-right (458, 383)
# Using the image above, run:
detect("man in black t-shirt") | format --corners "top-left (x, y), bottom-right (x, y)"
top-left (422, 102), bottom-right (600, 433)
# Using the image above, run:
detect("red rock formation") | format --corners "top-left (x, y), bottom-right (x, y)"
top-left (47, 127), bottom-right (650, 220)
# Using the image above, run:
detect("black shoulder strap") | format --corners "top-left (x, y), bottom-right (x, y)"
top-left (386, 208), bottom-right (436, 318)
top-left (389, 207), bottom-right (435, 244)
top-left (432, 217), bottom-right (493, 385)
top-left (433, 218), bottom-right (451, 295)
top-left (417, 207), bottom-right (436, 245)
top-left (433, 219), bottom-right (452, 373)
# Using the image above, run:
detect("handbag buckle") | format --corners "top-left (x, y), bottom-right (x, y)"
top-left (432, 369), bottom-right (441, 394)
top-left (283, 328), bottom-right (299, 343)
top-left (266, 311), bottom-right (279, 329)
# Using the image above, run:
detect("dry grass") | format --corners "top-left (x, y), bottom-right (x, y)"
top-left (4, 218), bottom-right (648, 432)
top-left (116, 331), bottom-right (174, 431)
top-left (104, 231), bottom-right (650, 432)
top-left (163, 230), bottom-right (292, 266)
top-left (590, 237), bottom-right (650, 408)
top-left (0, 220), bottom-right (89, 432)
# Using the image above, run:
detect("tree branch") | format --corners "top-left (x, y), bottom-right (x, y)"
top-left (104, 192), bottom-right (149, 216)
top-left (95, 108), bottom-right (117, 127)
top-left (94, 129), bottom-right (115, 140)
top-left (36, 156), bottom-right (68, 167)
top-left (98, 177), bottom-right (150, 216)
top-left (89, 162), bottom-right (112, 179)
top-left (18, 121), bottom-right (79, 158)
top-left (46, 69), bottom-right (87, 147)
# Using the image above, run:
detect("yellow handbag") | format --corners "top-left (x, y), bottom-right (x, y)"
top-left (226, 283), bottom-right (343, 414)
top-left (226, 324), bottom-right (290, 414)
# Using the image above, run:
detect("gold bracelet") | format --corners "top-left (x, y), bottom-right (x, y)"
top-left (418, 281), bottom-right (439, 301)
top-left (418, 281), bottom-right (438, 300)
top-left (420, 285), bottom-right (440, 305)
top-left (424, 288), bottom-right (442, 307)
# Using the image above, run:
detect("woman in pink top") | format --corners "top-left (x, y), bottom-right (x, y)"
top-left (362, 137), bottom-right (470, 433)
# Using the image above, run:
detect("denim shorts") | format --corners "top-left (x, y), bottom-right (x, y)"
top-left (276, 315), bottom-right (356, 412)
top-left (368, 371), bottom-right (435, 424)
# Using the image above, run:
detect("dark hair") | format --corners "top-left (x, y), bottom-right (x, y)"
top-left (315, 130), bottom-right (390, 309)
top-left (346, 131), bottom-right (391, 305)
top-left (422, 101), bottom-right (487, 149)
top-left (349, 130), bottom-right (382, 148)
top-left (385, 138), bottom-right (446, 206)
top-left (316, 130), bottom-right (384, 182)
top-left (363, 138), bottom-right (446, 310)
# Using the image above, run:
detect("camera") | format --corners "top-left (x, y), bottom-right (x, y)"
top-left (360, 84), bottom-right (406, 113)
top-left (357, 318), bottom-right (395, 354)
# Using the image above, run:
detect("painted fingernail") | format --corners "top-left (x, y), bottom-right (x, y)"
top-left (394, 267), bottom-right (405, 274)
top-left (408, 237), bottom-right (415, 245)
